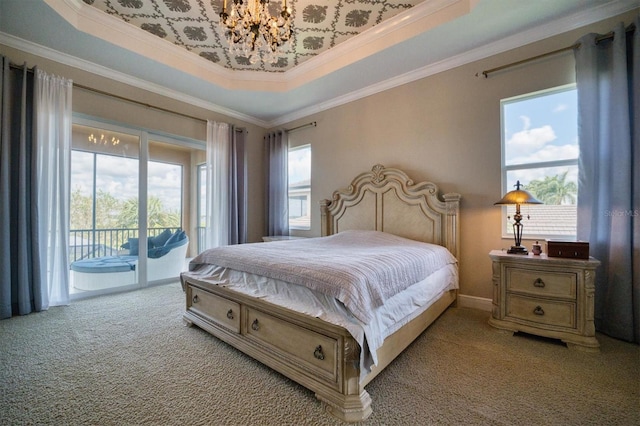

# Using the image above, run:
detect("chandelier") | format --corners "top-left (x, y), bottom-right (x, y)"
top-left (88, 133), bottom-right (120, 146)
top-left (219, 0), bottom-right (293, 64)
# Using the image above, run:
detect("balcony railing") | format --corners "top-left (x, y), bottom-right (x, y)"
top-left (69, 227), bottom-right (180, 263)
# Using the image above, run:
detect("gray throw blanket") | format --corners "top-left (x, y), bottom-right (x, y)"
top-left (189, 230), bottom-right (456, 324)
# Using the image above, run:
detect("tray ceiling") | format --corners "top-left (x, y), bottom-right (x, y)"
top-left (82, 0), bottom-right (425, 73)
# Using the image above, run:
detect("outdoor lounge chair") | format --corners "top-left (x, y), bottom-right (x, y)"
top-left (70, 229), bottom-right (188, 291)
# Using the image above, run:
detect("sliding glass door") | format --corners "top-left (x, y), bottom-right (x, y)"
top-left (69, 117), bottom-right (204, 299)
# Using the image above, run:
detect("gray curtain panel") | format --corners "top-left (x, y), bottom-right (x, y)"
top-left (575, 17), bottom-right (639, 343)
top-left (264, 130), bottom-right (289, 237)
top-left (0, 57), bottom-right (43, 319)
top-left (228, 126), bottom-right (247, 245)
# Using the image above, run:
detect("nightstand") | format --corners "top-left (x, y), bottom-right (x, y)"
top-left (488, 250), bottom-right (600, 352)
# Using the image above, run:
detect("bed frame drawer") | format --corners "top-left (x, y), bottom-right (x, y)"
top-left (187, 285), bottom-right (241, 333)
top-left (244, 307), bottom-right (338, 382)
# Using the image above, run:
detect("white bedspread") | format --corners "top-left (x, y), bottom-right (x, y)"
top-left (181, 263), bottom-right (458, 380)
top-left (189, 230), bottom-right (457, 324)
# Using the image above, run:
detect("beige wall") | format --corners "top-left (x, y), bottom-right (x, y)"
top-left (283, 11), bottom-right (638, 300)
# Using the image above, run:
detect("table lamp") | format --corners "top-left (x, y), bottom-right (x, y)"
top-left (494, 181), bottom-right (543, 254)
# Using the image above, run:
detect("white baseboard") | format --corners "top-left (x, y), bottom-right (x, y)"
top-left (457, 294), bottom-right (492, 312)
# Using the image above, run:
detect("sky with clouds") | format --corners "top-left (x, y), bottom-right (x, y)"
top-left (71, 151), bottom-right (183, 213)
top-left (502, 87), bottom-right (578, 187)
top-left (288, 145), bottom-right (311, 184)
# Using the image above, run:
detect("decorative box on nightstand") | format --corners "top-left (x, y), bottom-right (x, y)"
top-left (488, 250), bottom-right (600, 352)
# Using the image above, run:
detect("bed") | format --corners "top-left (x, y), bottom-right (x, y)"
top-left (181, 164), bottom-right (460, 422)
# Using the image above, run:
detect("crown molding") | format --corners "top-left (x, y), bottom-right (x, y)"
top-left (0, 31), bottom-right (269, 128)
top-left (268, 0), bottom-right (639, 126)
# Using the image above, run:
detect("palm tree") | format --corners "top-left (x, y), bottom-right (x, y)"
top-left (525, 172), bottom-right (577, 205)
top-left (117, 196), bottom-right (180, 229)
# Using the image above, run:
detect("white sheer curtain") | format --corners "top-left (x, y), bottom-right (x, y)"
top-left (574, 17), bottom-right (639, 343)
top-left (265, 130), bottom-right (289, 236)
top-left (35, 69), bottom-right (73, 308)
top-left (204, 121), bottom-right (230, 249)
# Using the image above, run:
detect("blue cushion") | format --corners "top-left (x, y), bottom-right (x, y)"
top-left (164, 234), bottom-right (188, 250)
top-left (148, 233), bottom-right (188, 258)
top-left (125, 237), bottom-right (155, 255)
top-left (164, 229), bottom-right (185, 246)
top-left (71, 256), bottom-right (137, 273)
top-left (148, 246), bottom-right (170, 259)
top-left (149, 229), bottom-right (172, 247)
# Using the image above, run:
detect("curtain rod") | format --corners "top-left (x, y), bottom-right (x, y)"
top-left (74, 83), bottom-right (208, 123)
top-left (479, 24), bottom-right (636, 78)
top-left (76, 83), bottom-right (246, 132)
top-left (6, 63), bottom-right (214, 125)
top-left (8, 62), bottom-right (250, 134)
top-left (8, 62), bottom-right (35, 73)
top-left (286, 121), bottom-right (317, 133)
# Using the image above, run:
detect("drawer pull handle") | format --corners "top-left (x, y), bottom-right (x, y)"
top-left (533, 306), bottom-right (545, 316)
top-left (533, 278), bottom-right (545, 288)
top-left (314, 345), bottom-right (325, 360)
top-left (226, 309), bottom-right (234, 320)
top-left (251, 319), bottom-right (260, 331)
top-left (192, 295), bottom-right (199, 304)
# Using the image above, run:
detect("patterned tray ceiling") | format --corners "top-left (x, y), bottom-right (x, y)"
top-left (82, 0), bottom-right (424, 72)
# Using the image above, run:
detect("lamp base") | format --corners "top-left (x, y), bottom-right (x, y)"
top-left (507, 245), bottom-right (528, 255)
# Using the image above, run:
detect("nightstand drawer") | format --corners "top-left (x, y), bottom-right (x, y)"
top-left (506, 294), bottom-right (576, 329)
top-left (506, 268), bottom-right (577, 299)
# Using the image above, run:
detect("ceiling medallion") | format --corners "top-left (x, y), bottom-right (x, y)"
top-left (219, 0), bottom-right (293, 64)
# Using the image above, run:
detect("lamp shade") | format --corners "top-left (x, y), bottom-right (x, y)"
top-left (494, 181), bottom-right (543, 205)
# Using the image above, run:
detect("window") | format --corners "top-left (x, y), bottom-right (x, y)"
top-left (288, 145), bottom-right (311, 230)
top-left (501, 85), bottom-right (578, 238)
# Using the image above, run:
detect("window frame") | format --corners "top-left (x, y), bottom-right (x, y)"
top-left (499, 84), bottom-right (579, 240)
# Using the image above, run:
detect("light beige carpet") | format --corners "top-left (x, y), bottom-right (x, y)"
top-left (1, 283), bottom-right (638, 425)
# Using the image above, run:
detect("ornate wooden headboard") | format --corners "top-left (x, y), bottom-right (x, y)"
top-left (320, 164), bottom-right (461, 259)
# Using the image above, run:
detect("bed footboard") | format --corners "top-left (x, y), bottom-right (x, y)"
top-left (183, 279), bottom-right (456, 422)
top-left (183, 280), bottom-right (373, 422)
